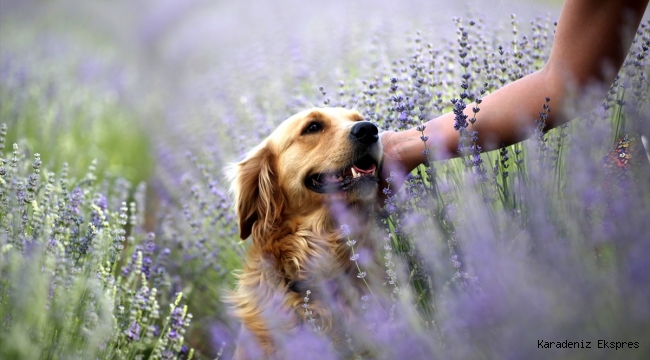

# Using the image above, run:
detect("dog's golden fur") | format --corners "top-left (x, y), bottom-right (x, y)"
top-left (227, 108), bottom-right (384, 359)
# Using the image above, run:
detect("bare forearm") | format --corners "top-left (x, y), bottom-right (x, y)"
top-left (392, 68), bottom-right (560, 168)
top-left (386, 0), bottom-right (649, 174)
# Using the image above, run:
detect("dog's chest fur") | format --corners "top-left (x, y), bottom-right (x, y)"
top-left (229, 210), bottom-right (383, 359)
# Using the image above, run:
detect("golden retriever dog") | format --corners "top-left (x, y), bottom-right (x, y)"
top-left (228, 108), bottom-right (385, 359)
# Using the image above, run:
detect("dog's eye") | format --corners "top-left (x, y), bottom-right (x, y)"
top-left (302, 121), bottom-right (323, 135)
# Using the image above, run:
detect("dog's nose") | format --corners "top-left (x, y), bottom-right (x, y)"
top-left (350, 121), bottom-right (379, 145)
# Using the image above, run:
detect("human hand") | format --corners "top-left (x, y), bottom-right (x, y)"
top-left (378, 131), bottom-right (410, 200)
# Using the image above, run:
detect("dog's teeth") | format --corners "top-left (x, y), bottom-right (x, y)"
top-left (351, 167), bottom-right (359, 178)
top-left (371, 170), bottom-right (375, 176)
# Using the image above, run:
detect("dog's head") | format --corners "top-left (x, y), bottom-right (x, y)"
top-left (229, 108), bottom-right (383, 240)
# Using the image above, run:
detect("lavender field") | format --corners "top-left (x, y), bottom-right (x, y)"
top-left (1, 0), bottom-right (649, 359)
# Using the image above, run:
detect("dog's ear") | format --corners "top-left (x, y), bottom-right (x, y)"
top-left (229, 142), bottom-right (285, 241)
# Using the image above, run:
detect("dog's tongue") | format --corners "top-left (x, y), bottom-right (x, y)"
top-left (323, 173), bottom-right (343, 183)
top-left (352, 163), bottom-right (376, 175)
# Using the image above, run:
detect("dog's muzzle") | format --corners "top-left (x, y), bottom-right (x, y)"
top-left (350, 121), bottom-right (379, 145)
top-left (305, 122), bottom-right (382, 194)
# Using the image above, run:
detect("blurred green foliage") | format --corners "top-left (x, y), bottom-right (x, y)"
top-left (0, 33), bottom-right (153, 186)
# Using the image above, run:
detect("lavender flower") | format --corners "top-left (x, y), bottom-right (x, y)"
top-left (3, 3), bottom-right (650, 360)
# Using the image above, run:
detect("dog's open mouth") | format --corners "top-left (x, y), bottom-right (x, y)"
top-left (305, 154), bottom-right (379, 194)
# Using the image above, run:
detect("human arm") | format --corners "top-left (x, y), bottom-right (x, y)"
top-left (381, 0), bottom-right (649, 188)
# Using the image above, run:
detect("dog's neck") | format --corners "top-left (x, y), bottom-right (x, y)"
top-left (282, 202), bottom-right (378, 290)
top-left (250, 199), bottom-right (377, 286)
top-left (232, 201), bottom-right (382, 358)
